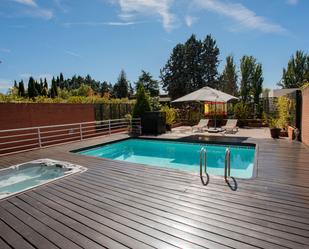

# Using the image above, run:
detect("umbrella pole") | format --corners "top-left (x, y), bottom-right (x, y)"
top-left (214, 101), bottom-right (217, 130)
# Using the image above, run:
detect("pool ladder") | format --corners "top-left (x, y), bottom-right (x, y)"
top-left (199, 147), bottom-right (231, 184)
top-left (224, 148), bottom-right (231, 180)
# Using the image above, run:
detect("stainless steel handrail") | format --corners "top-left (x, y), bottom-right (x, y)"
top-left (224, 147), bottom-right (231, 179)
top-left (0, 118), bottom-right (141, 155)
top-left (200, 147), bottom-right (207, 178)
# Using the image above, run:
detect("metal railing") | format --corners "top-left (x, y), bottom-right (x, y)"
top-left (0, 118), bottom-right (141, 156)
top-left (200, 147), bottom-right (207, 178)
top-left (224, 147), bottom-right (231, 179)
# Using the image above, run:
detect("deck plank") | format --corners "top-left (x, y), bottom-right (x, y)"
top-left (1, 134), bottom-right (309, 248)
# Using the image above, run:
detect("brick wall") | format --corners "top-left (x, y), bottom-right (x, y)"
top-left (0, 103), bottom-right (95, 129)
top-left (302, 87), bottom-right (309, 146)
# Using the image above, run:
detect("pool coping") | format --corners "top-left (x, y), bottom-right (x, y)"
top-left (71, 136), bottom-right (259, 180)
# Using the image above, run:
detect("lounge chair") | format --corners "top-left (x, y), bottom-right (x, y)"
top-left (192, 119), bottom-right (209, 132)
top-left (222, 119), bottom-right (238, 134)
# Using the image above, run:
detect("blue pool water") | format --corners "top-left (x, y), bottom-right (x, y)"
top-left (0, 159), bottom-right (87, 199)
top-left (78, 139), bottom-right (255, 178)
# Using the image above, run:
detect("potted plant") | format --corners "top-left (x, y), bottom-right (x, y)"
top-left (268, 118), bottom-right (281, 139)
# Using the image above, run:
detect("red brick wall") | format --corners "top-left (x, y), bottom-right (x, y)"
top-left (302, 87), bottom-right (309, 146)
top-left (0, 103), bottom-right (95, 129)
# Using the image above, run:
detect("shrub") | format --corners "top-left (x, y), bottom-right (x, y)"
top-left (233, 102), bottom-right (250, 119)
top-left (132, 84), bottom-right (151, 118)
top-left (161, 105), bottom-right (176, 125)
top-left (276, 96), bottom-right (290, 129)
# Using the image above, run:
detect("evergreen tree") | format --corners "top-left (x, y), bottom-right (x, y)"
top-left (59, 73), bottom-right (64, 82)
top-left (100, 81), bottom-right (112, 97)
top-left (160, 43), bottom-right (187, 99)
top-left (113, 70), bottom-right (129, 98)
top-left (132, 84), bottom-right (151, 118)
top-left (200, 34), bottom-right (220, 89)
top-left (220, 55), bottom-right (238, 96)
top-left (278, 50), bottom-right (309, 88)
top-left (161, 34), bottom-right (220, 99)
top-left (240, 55), bottom-right (263, 107)
top-left (42, 78), bottom-right (48, 96)
top-left (28, 77), bottom-right (38, 98)
top-left (18, 80), bottom-right (25, 97)
top-left (14, 80), bottom-right (18, 88)
top-left (135, 70), bottom-right (159, 97)
top-left (183, 34), bottom-right (202, 92)
top-left (129, 83), bottom-right (134, 97)
top-left (251, 63), bottom-right (263, 108)
top-left (240, 56), bottom-right (255, 103)
top-left (50, 77), bottom-right (58, 98)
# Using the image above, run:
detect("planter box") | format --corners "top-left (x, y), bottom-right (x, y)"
top-left (270, 128), bottom-right (281, 139)
top-left (288, 126), bottom-right (295, 140)
top-left (141, 112), bottom-right (166, 135)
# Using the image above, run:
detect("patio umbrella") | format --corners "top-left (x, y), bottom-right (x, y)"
top-left (172, 87), bottom-right (238, 130)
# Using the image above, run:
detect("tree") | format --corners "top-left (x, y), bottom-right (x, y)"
top-left (183, 34), bottom-right (202, 92)
top-left (278, 50), bottom-right (309, 88)
top-left (220, 55), bottom-right (238, 96)
top-left (59, 73), bottom-right (64, 82)
top-left (240, 56), bottom-right (255, 103)
top-left (113, 70), bottom-right (129, 98)
top-left (42, 78), bottom-right (48, 96)
top-left (160, 34), bottom-right (220, 99)
top-left (200, 34), bottom-right (220, 89)
top-left (18, 80), bottom-right (25, 97)
top-left (50, 77), bottom-right (58, 98)
top-left (27, 77), bottom-right (38, 98)
top-left (100, 81), bottom-right (112, 97)
top-left (251, 63), bottom-right (263, 111)
top-left (14, 80), bottom-right (18, 88)
top-left (136, 70), bottom-right (159, 97)
top-left (161, 43), bottom-right (187, 99)
top-left (132, 84), bottom-right (151, 118)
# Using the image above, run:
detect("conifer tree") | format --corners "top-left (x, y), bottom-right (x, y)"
top-left (136, 70), bottom-right (159, 97)
top-left (28, 77), bottom-right (38, 98)
top-left (50, 77), bottom-right (58, 98)
top-left (133, 84), bottom-right (151, 118)
top-left (18, 80), bottom-right (25, 97)
top-left (113, 70), bottom-right (129, 98)
top-left (220, 55), bottom-right (238, 96)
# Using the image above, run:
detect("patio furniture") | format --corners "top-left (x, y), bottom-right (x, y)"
top-left (192, 119), bottom-right (209, 132)
top-left (172, 87), bottom-right (238, 131)
top-left (222, 119), bottom-right (239, 134)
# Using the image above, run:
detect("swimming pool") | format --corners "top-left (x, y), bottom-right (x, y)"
top-left (77, 139), bottom-right (255, 179)
top-left (0, 159), bottom-right (87, 200)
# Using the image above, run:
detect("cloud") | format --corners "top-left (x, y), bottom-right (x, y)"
top-left (110, 0), bottom-right (176, 32)
top-left (63, 21), bottom-right (137, 27)
top-left (286, 0), bottom-right (298, 5)
top-left (65, 50), bottom-right (82, 58)
top-left (193, 0), bottom-right (286, 33)
top-left (11, 0), bottom-right (53, 20)
top-left (0, 48), bottom-right (11, 53)
top-left (12, 0), bottom-right (37, 7)
top-left (185, 15), bottom-right (198, 27)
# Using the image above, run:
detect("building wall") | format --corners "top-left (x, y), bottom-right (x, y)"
top-left (0, 103), bottom-right (95, 129)
top-left (302, 87), bottom-right (309, 146)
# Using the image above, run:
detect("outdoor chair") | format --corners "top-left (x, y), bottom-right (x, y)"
top-left (192, 119), bottom-right (209, 132)
top-left (222, 119), bottom-right (239, 134)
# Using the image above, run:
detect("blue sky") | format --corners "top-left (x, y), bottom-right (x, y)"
top-left (0, 0), bottom-right (308, 93)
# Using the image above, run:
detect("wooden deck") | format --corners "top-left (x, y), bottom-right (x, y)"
top-left (1, 134), bottom-right (309, 248)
